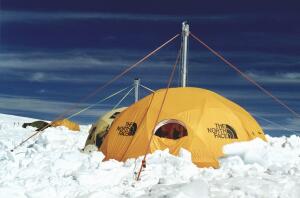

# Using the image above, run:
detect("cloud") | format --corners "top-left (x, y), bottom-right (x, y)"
top-left (218, 89), bottom-right (300, 101)
top-left (246, 71), bottom-right (300, 84)
top-left (0, 50), bottom-right (226, 84)
top-left (31, 72), bottom-right (46, 82)
top-left (0, 94), bottom-right (111, 118)
top-left (2, 10), bottom-right (298, 25)
top-left (27, 72), bottom-right (113, 83)
top-left (250, 113), bottom-right (300, 136)
top-left (1, 49), bottom-right (299, 91)
top-left (285, 118), bottom-right (300, 132)
top-left (281, 73), bottom-right (300, 80)
top-left (0, 49), bottom-right (185, 71)
top-left (219, 51), bottom-right (300, 66)
top-left (39, 89), bottom-right (46, 94)
top-left (0, 51), bottom-right (132, 70)
top-left (0, 11), bottom-right (234, 23)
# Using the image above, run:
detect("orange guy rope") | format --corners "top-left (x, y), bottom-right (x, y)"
top-left (136, 46), bottom-right (182, 181)
top-left (190, 32), bottom-right (300, 118)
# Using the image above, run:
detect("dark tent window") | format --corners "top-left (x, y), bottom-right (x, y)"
top-left (154, 120), bottom-right (188, 140)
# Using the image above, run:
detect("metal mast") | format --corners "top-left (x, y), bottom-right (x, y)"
top-left (181, 21), bottom-right (189, 87)
top-left (134, 78), bottom-right (140, 102)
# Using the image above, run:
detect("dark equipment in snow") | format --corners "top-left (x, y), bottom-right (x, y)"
top-left (22, 121), bottom-right (50, 131)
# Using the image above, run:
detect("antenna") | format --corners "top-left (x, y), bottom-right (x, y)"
top-left (181, 21), bottom-right (189, 87)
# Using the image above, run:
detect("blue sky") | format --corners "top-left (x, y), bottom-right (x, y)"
top-left (0, 0), bottom-right (299, 136)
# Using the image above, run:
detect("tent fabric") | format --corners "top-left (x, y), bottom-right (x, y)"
top-left (51, 119), bottom-right (80, 131)
top-left (100, 87), bottom-right (266, 168)
top-left (84, 107), bottom-right (127, 148)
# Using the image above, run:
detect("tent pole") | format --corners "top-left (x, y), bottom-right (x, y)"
top-left (181, 21), bottom-right (189, 87)
top-left (134, 78), bottom-right (140, 102)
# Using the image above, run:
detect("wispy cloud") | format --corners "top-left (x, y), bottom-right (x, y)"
top-left (2, 10), bottom-right (298, 24)
top-left (0, 94), bottom-right (111, 118)
top-left (23, 71), bottom-right (154, 84)
top-left (0, 49), bottom-right (189, 70)
top-left (0, 50), bottom-right (228, 84)
top-left (0, 11), bottom-right (234, 23)
top-left (0, 51), bottom-right (133, 70)
top-left (285, 118), bottom-right (300, 132)
top-left (216, 89), bottom-right (300, 101)
top-left (1, 49), bottom-right (299, 88)
top-left (250, 113), bottom-right (300, 136)
top-left (246, 71), bottom-right (300, 84)
top-left (219, 51), bottom-right (300, 67)
top-left (31, 72), bottom-right (46, 82)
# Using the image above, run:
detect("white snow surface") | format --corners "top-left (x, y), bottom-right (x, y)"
top-left (0, 113), bottom-right (300, 198)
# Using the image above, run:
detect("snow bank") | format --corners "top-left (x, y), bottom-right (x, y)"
top-left (0, 113), bottom-right (300, 197)
top-left (222, 136), bottom-right (300, 168)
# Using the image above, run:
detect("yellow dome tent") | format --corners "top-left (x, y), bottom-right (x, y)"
top-left (51, 119), bottom-right (80, 132)
top-left (100, 87), bottom-right (266, 168)
top-left (84, 107), bottom-right (127, 148)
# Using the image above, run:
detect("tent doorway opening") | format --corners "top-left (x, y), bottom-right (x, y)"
top-left (154, 119), bottom-right (188, 140)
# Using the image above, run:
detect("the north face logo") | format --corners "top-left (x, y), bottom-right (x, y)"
top-left (207, 123), bottom-right (238, 139)
top-left (117, 122), bottom-right (137, 136)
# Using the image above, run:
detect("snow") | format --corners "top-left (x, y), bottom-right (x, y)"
top-left (0, 113), bottom-right (299, 198)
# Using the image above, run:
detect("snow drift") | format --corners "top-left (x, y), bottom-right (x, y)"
top-left (0, 113), bottom-right (299, 198)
